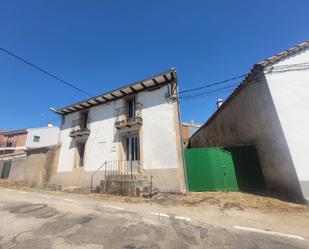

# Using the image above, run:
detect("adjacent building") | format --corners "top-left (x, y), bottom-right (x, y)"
top-left (52, 69), bottom-right (186, 193)
top-left (0, 129), bottom-right (28, 158)
top-left (189, 41), bottom-right (309, 203)
top-left (182, 121), bottom-right (201, 147)
top-left (0, 125), bottom-right (60, 184)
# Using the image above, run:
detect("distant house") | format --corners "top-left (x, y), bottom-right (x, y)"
top-left (26, 124), bottom-right (60, 150)
top-left (189, 41), bottom-right (309, 203)
top-left (0, 129), bottom-right (28, 158)
top-left (0, 125), bottom-right (60, 185)
top-left (182, 121), bottom-right (201, 147)
top-left (52, 69), bottom-right (186, 193)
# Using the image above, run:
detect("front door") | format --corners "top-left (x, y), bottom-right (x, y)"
top-left (125, 136), bottom-right (140, 173)
top-left (1, 161), bottom-right (12, 179)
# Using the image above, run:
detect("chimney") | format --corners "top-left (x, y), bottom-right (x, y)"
top-left (216, 98), bottom-right (223, 108)
top-left (47, 122), bottom-right (54, 127)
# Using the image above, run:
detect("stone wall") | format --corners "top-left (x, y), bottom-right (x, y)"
top-left (0, 145), bottom-right (60, 188)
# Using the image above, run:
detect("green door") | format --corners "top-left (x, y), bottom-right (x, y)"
top-left (185, 148), bottom-right (238, 191)
top-left (1, 161), bottom-right (11, 179)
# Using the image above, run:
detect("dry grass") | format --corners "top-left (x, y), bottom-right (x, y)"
top-left (179, 192), bottom-right (309, 213)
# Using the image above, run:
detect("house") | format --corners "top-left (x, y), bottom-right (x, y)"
top-left (189, 41), bottom-right (309, 203)
top-left (0, 129), bottom-right (28, 159)
top-left (26, 124), bottom-right (60, 150)
top-left (52, 69), bottom-right (186, 193)
top-left (182, 121), bottom-right (201, 147)
top-left (0, 125), bottom-right (60, 185)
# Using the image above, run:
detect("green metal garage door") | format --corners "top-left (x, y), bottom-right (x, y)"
top-left (185, 148), bottom-right (238, 191)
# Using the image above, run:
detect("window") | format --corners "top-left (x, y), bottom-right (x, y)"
top-left (33, 136), bottom-right (40, 142)
top-left (77, 142), bottom-right (86, 167)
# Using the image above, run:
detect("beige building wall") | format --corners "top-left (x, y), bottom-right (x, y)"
top-left (0, 146), bottom-right (60, 187)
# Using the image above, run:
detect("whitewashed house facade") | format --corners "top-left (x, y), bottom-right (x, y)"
top-left (53, 69), bottom-right (186, 193)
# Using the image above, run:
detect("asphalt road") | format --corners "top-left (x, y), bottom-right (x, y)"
top-left (0, 188), bottom-right (307, 249)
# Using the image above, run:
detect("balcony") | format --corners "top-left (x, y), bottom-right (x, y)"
top-left (69, 119), bottom-right (90, 139)
top-left (115, 102), bottom-right (143, 130)
top-left (0, 141), bottom-right (16, 151)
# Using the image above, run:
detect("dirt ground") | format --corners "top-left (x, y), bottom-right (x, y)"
top-left (1, 180), bottom-right (308, 214)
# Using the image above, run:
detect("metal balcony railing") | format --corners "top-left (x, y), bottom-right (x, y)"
top-left (115, 102), bottom-right (143, 129)
top-left (70, 119), bottom-right (90, 138)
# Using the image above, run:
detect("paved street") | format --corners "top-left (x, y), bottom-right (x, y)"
top-left (0, 188), bottom-right (307, 249)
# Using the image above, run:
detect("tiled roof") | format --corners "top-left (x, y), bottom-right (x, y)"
top-left (257, 40), bottom-right (309, 67)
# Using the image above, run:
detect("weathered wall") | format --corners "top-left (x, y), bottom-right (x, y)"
top-left (0, 146), bottom-right (60, 187)
top-left (56, 84), bottom-right (185, 193)
top-left (26, 126), bottom-right (60, 149)
top-left (189, 73), bottom-right (304, 202)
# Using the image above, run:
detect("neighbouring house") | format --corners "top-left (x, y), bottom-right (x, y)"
top-left (189, 41), bottom-right (309, 203)
top-left (0, 129), bottom-right (28, 159)
top-left (182, 121), bottom-right (201, 147)
top-left (52, 69), bottom-right (186, 194)
top-left (0, 125), bottom-right (60, 186)
top-left (26, 124), bottom-right (60, 150)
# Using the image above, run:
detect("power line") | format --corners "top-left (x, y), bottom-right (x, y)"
top-left (179, 84), bottom-right (237, 99)
top-left (0, 47), bottom-right (92, 97)
top-left (178, 73), bottom-right (248, 95)
top-left (180, 88), bottom-right (234, 102)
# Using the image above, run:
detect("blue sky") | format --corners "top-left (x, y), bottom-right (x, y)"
top-left (1, 0), bottom-right (308, 130)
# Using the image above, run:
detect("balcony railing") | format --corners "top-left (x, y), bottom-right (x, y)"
top-left (70, 119), bottom-right (90, 138)
top-left (115, 102), bottom-right (143, 129)
top-left (0, 141), bottom-right (16, 148)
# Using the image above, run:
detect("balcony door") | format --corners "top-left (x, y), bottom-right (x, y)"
top-left (127, 98), bottom-right (136, 119)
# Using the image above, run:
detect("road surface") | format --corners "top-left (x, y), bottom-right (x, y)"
top-left (0, 187), bottom-right (307, 249)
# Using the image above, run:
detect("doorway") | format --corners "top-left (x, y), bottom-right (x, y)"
top-left (124, 135), bottom-right (140, 172)
top-left (1, 161), bottom-right (12, 179)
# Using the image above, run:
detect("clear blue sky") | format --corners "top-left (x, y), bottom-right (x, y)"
top-left (1, 0), bottom-right (308, 130)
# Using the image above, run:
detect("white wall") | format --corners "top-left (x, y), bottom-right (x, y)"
top-left (57, 112), bottom-right (79, 172)
top-left (265, 48), bottom-right (309, 197)
top-left (26, 126), bottom-right (60, 149)
top-left (85, 99), bottom-right (122, 171)
top-left (139, 85), bottom-right (179, 170)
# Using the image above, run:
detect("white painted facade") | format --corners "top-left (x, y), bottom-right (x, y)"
top-left (190, 44), bottom-right (309, 202)
top-left (265, 48), bottom-right (309, 199)
top-left (56, 82), bottom-right (185, 193)
top-left (26, 126), bottom-right (60, 149)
